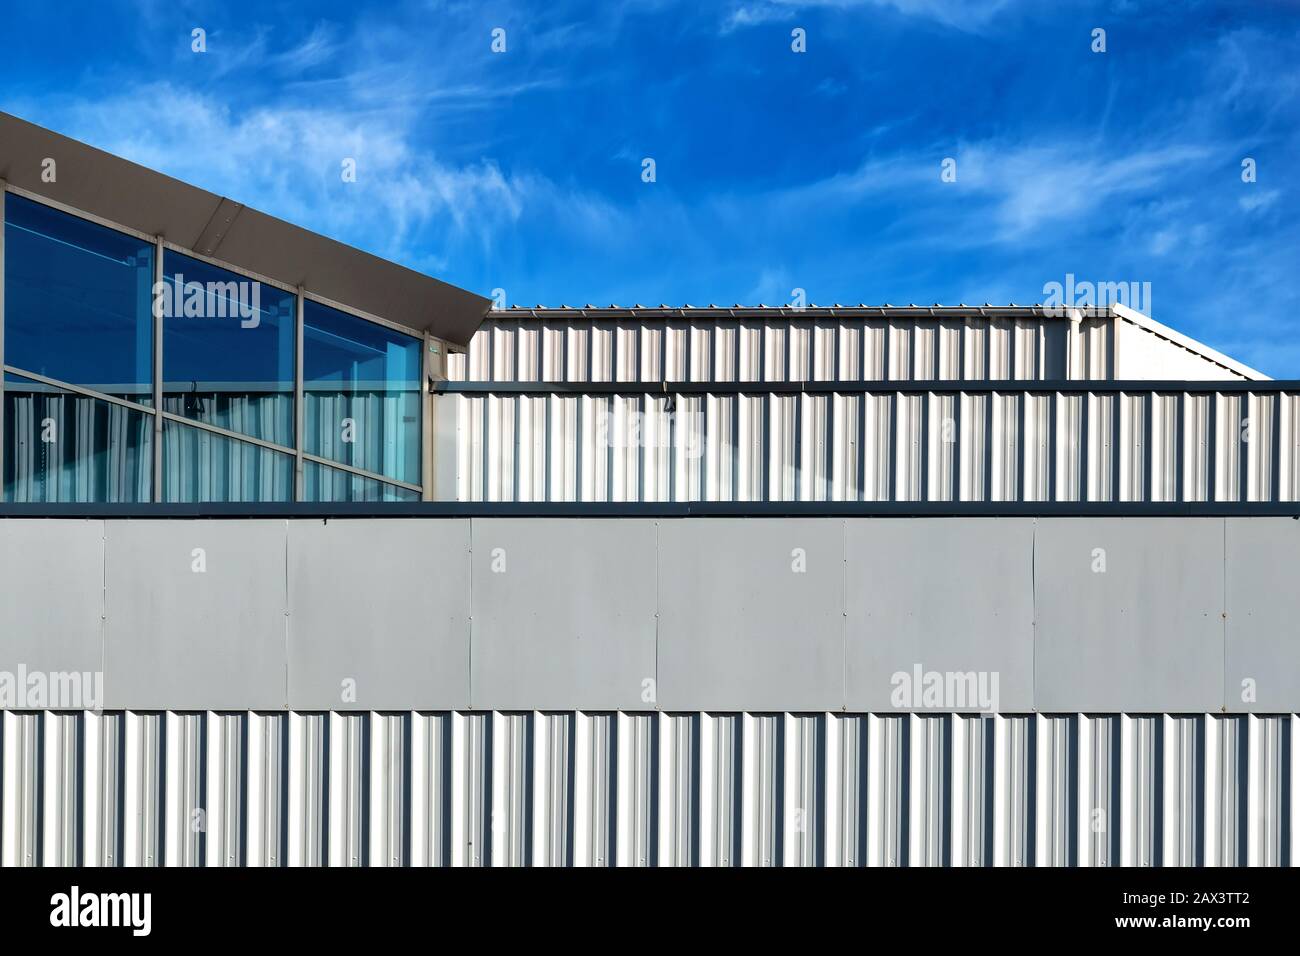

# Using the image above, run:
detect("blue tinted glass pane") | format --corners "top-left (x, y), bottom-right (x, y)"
top-left (4, 194), bottom-right (154, 403)
top-left (3, 371), bottom-right (153, 502)
top-left (162, 251), bottom-right (295, 445)
top-left (302, 460), bottom-right (420, 502)
top-left (162, 420), bottom-right (293, 502)
top-left (303, 300), bottom-right (421, 485)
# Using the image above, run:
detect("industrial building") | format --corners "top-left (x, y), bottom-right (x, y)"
top-left (0, 111), bottom-right (1296, 867)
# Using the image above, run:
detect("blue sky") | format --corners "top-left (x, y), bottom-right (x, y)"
top-left (2, 0), bottom-right (1297, 373)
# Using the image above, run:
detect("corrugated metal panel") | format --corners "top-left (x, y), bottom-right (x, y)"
top-left (451, 316), bottom-right (1118, 384)
top-left (5, 711), bottom-right (1288, 866)
top-left (450, 388), bottom-right (1300, 503)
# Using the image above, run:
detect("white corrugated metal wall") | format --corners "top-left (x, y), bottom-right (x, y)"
top-left (1, 711), bottom-right (1293, 867)
top-left (447, 388), bottom-right (1300, 504)
top-left (450, 315), bottom-right (1113, 384)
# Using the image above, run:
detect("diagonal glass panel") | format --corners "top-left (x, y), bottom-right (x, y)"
top-left (161, 250), bottom-right (296, 445)
top-left (302, 459), bottom-right (421, 502)
top-left (3, 371), bottom-right (153, 502)
top-left (303, 299), bottom-right (422, 485)
top-left (4, 194), bottom-right (155, 404)
top-left (162, 419), bottom-right (293, 503)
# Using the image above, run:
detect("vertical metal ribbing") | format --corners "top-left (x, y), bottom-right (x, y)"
top-left (328, 712), bottom-right (369, 867)
top-left (741, 713), bottom-right (783, 867)
top-left (124, 712), bottom-right (164, 867)
top-left (951, 715), bottom-right (994, 867)
top-left (164, 712), bottom-right (204, 867)
top-left (1141, 393), bottom-right (1155, 501)
top-left (42, 712), bottom-right (80, 866)
top-left (246, 712), bottom-right (285, 867)
top-left (1013, 390), bottom-right (1027, 502)
top-left (454, 711), bottom-right (492, 867)
top-left (827, 714), bottom-right (867, 867)
top-left (1238, 393), bottom-right (1255, 502)
top-left (1175, 391), bottom-right (1189, 501)
top-left (980, 392), bottom-right (994, 502)
top-left (995, 714), bottom-right (1035, 867)
top-left (908, 714), bottom-right (949, 866)
top-left (1077, 391), bottom-right (1091, 501)
top-left (783, 713), bottom-right (824, 867)
top-left (5, 708), bottom-right (1300, 868)
top-left (1107, 393), bottom-right (1121, 502)
top-left (1268, 393), bottom-right (1282, 502)
top-left (700, 713), bottom-right (741, 867)
top-left (205, 712), bottom-right (244, 867)
top-left (886, 393), bottom-right (899, 502)
top-left (1205, 714), bottom-right (1247, 866)
top-left (917, 392), bottom-right (930, 502)
top-left (1215, 392), bottom-right (1235, 501)
top-left (1161, 714), bottom-right (1203, 866)
top-left (410, 713), bottom-right (450, 867)
top-left (83, 711), bottom-right (123, 867)
top-left (658, 713), bottom-right (698, 866)
top-left (867, 714), bottom-right (908, 867)
top-left (491, 711), bottom-right (532, 867)
top-left (1, 711), bottom-right (42, 866)
top-left (617, 712), bottom-right (657, 866)
top-left (368, 713), bottom-right (407, 867)
top-left (1282, 394), bottom-right (1300, 500)
top-left (1046, 391), bottom-right (1058, 501)
top-left (1247, 715), bottom-right (1290, 866)
top-left (1118, 715), bottom-right (1161, 867)
top-left (928, 392), bottom-right (956, 502)
top-left (1084, 393), bottom-right (1102, 501)
top-left (533, 712), bottom-right (573, 867)
top-left (1036, 714), bottom-right (1076, 867)
top-left (1151, 393), bottom-right (1178, 501)
top-left (287, 712), bottom-right (328, 867)
top-left (575, 712), bottom-right (616, 867)
top-left (1080, 715), bottom-right (1120, 867)
top-left (1293, 715), bottom-right (1300, 866)
top-left (1202, 391), bottom-right (1216, 501)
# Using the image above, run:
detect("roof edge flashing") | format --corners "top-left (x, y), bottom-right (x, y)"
top-left (0, 111), bottom-right (490, 346)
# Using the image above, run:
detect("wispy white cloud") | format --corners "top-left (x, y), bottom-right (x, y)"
top-left (722, 4), bottom-right (798, 33)
top-left (1239, 189), bottom-right (1281, 213)
top-left (42, 85), bottom-right (532, 266)
top-left (723, 0), bottom-right (1022, 34)
top-left (758, 140), bottom-right (1208, 244)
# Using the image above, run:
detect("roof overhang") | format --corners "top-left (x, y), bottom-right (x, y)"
top-left (0, 111), bottom-right (491, 346)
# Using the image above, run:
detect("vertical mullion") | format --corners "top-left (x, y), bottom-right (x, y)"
top-left (421, 336), bottom-right (437, 502)
top-left (295, 290), bottom-right (305, 500)
top-left (153, 237), bottom-right (164, 501)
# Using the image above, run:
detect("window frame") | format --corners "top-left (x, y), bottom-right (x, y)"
top-left (0, 183), bottom-right (429, 502)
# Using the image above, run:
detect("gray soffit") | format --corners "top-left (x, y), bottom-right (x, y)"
top-left (0, 111), bottom-right (491, 345)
